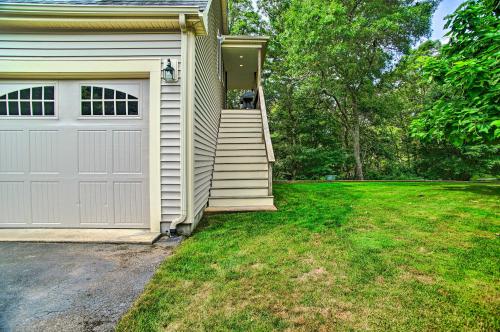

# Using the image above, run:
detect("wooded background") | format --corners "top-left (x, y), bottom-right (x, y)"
top-left (228, 0), bottom-right (499, 180)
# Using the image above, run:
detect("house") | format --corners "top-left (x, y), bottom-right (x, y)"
top-left (0, 0), bottom-right (275, 237)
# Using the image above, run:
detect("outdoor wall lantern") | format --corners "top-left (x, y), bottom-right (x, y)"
top-left (162, 59), bottom-right (178, 83)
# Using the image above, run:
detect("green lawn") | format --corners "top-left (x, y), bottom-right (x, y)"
top-left (118, 182), bottom-right (500, 331)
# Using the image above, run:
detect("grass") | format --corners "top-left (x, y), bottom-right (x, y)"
top-left (117, 182), bottom-right (500, 331)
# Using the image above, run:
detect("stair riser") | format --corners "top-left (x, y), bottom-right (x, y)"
top-left (209, 197), bottom-right (274, 207)
top-left (217, 143), bottom-right (265, 150)
top-left (221, 118), bottom-right (262, 123)
top-left (221, 114), bottom-right (262, 119)
top-left (213, 170), bottom-right (268, 179)
top-left (218, 132), bottom-right (262, 138)
top-left (210, 188), bottom-right (269, 196)
top-left (205, 206), bottom-right (276, 212)
top-left (216, 150), bottom-right (266, 157)
top-left (219, 127), bottom-right (262, 133)
top-left (214, 163), bottom-right (268, 171)
top-left (212, 179), bottom-right (269, 188)
top-left (215, 156), bottom-right (268, 163)
top-left (218, 138), bottom-right (263, 144)
top-left (222, 110), bottom-right (260, 114)
top-left (220, 123), bottom-right (262, 128)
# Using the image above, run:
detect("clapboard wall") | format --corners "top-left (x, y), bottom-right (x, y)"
top-left (193, 1), bottom-right (223, 228)
top-left (192, 0), bottom-right (224, 226)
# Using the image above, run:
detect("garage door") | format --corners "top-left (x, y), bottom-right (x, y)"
top-left (0, 80), bottom-right (149, 228)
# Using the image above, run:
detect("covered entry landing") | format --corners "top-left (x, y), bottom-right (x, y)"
top-left (222, 35), bottom-right (269, 90)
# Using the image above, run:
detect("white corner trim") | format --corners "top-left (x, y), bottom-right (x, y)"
top-left (169, 27), bottom-right (197, 233)
top-left (0, 58), bottom-right (162, 233)
top-left (186, 29), bottom-right (197, 226)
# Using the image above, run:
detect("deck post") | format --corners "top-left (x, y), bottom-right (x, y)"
top-left (257, 48), bottom-right (262, 88)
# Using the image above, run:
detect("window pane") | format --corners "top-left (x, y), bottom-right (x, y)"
top-left (93, 87), bottom-right (103, 99)
top-left (128, 101), bottom-right (138, 115)
top-left (32, 87), bottom-right (42, 99)
top-left (81, 86), bottom-right (91, 100)
top-left (8, 91), bottom-right (18, 100)
top-left (105, 101), bottom-right (114, 115)
top-left (128, 94), bottom-right (138, 100)
top-left (116, 101), bottom-right (126, 115)
top-left (8, 102), bottom-right (19, 115)
top-left (93, 101), bottom-right (103, 115)
top-left (105, 88), bottom-right (114, 99)
top-left (44, 102), bottom-right (55, 116)
top-left (32, 102), bottom-right (42, 115)
top-left (44, 86), bottom-right (54, 100)
top-left (0, 94), bottom-right (5, 100)
top-left (82, 101), bottom-right (91, 115)
top-left (20, 88), bottom-right (30, 100)
top-left (0, 102), bottom-right (6, 115)
top-left (116, 91), bottom-right (126, 99)
top-left (21, 101), bottom-right (31, 115)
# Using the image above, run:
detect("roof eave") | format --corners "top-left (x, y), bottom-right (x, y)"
top-left (0, 3), bottom-right (208, 34)
top-left (222, 35), bottom-right (270, 46)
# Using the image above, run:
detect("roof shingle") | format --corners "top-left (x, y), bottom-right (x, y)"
top-left (0, 0), bottom-right (209, 10)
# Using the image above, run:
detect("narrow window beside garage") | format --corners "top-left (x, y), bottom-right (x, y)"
top-left (0, 86), bottom-right (55, 117)
top-left (81, 86), bottom-right (139, 117)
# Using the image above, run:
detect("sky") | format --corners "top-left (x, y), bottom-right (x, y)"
top-left (431, 0), bottom-right (467, 42)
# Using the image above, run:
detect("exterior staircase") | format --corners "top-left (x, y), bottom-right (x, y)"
top-left (206, 99), bottom-right (276, 212)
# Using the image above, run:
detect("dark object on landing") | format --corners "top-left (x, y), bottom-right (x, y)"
top-left (240, 90), bottom-right (255, 109)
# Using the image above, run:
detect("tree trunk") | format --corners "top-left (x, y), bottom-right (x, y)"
top-left (352, 112), bottom-right (364, 180)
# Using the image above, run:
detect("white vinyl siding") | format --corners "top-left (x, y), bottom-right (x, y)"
top-left (0, 33), bottom-right (181, 57)
top-left (160, 82), bottom-right (182, 223)
top-left (0, 32), bottom-right (183, 226)
top-left (192, 0), bottom-right (224, 223)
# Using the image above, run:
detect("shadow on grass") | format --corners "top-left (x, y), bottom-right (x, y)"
top-left (438, 185), bottom-right (500, 197)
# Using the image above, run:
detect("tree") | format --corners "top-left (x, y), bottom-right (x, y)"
top-left (412, 0), bottom-right (500, 146)
top-left (228, 0), bottom-right (265, 35)
top-left (280, 0), bottom-right (437, 179)
top-left (386, 40), bottom-right (498, 180)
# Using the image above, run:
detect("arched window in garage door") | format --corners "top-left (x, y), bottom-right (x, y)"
top-left (0, 86), bottom-right (55, 117)
top-left (80, 86), bottom-right (139, 117)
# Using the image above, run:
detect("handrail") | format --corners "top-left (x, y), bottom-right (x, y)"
top-left (258, 85), bottom-right (275, 163)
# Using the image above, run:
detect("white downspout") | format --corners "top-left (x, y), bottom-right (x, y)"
top-left (169, 13), bottom-right (190, 235)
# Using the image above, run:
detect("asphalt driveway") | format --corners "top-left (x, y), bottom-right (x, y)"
top-left (0, 237), bottom-right (180, 332)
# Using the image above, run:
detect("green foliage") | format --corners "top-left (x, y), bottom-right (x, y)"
top-left (383, 39), bottom-right (499, 180)
top-left (228, 0), bottom-right (265, 35)
top-left (413, 142), bottom-right (500, 180)
top-left (412, 0), bottom-right (500, 146)
top-left (226, 0), bottom-right (499, 180)
top-left (272, 0), bottom-right (437, 179)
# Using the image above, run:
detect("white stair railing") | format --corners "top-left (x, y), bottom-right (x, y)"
top-left (257, 85), bottom-right (275, 195)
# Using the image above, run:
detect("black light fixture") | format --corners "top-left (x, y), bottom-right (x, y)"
top-left (162, 59), bottom-right (176, 83)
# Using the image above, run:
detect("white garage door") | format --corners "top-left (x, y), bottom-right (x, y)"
top-left (0, 80), bottom-right (149, 228)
